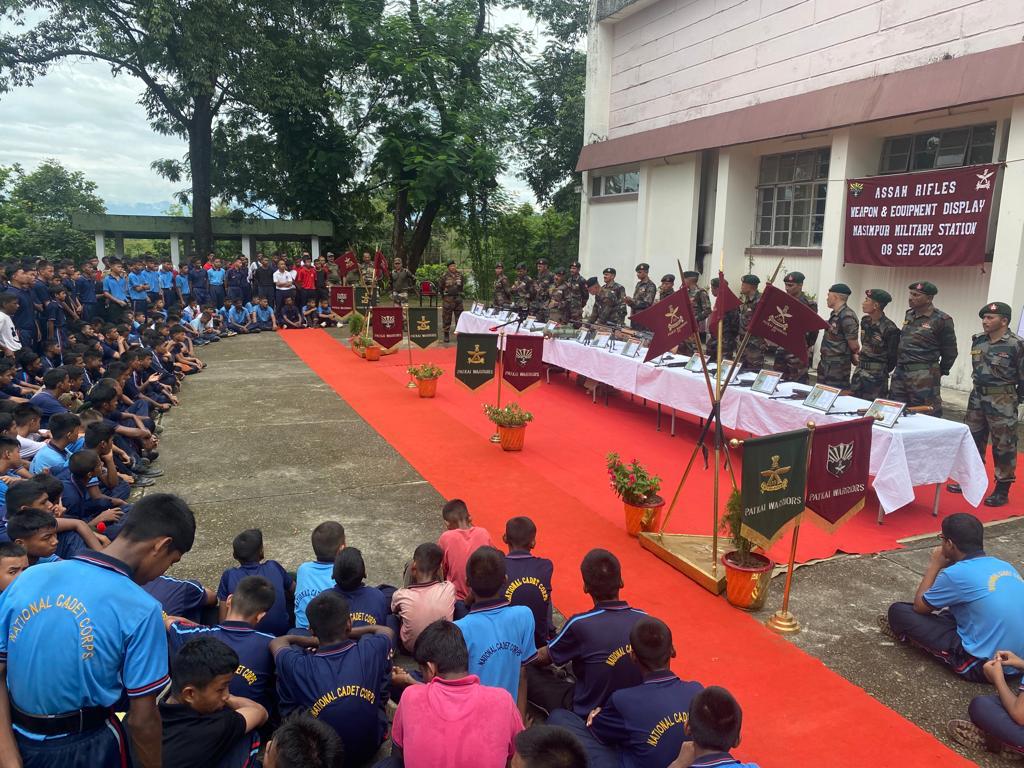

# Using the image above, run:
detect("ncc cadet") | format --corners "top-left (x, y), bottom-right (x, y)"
top-left (439, 260), bottom-right (464, 343)
top-left (658, 274), bottom-right (675, 301)
top-left (532, 259), bottom-right (555, 317)
top-left (772, 272), bottom-right (818, 383)
top-left (503, 516), bottom-right (555, 649)
top-left (0, 494), bottom-right (196, 768)
top-left (589, 268), bottom-right (627, 326)
top-left (546, 268), bottom-right (569, 323)
top-left (737, 275), bottom-right (764, 372)
top-left (947, 302), bottom-right (1024, 507)
top-left (511, 263), bottom-right (534, 314)
top-left (889, 281), bottom-right (958, 417)
top-left (390, 258), bottom-right (416, 306)
top-left (625, 264), bottom-right (656, 330)
top-left (493, 263), bottom-right (513, 307)
top-left (817, 283), bottom-right (860, 389)
top-left (850, 289), bottom-right (900, 400)
top-left (709, 276), bottom-right (739, 360)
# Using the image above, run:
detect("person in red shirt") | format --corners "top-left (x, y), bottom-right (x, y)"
top-left (295, 258), bottom-right (317, 310)
top-left (437, 499), bottom-right (491, 610)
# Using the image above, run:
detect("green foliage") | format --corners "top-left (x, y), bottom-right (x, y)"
top-left (414, 264), bottom-right (447, 290)
top-left (483, 402), bottom-right (533, 427)
top-left (0, 160), bottom-right (105, 262)
top-left (721, 488), bottom-right (759, 567)
top-left (407, 362), bottom-right (443, 380)
top-left (348, 311), bottom-right (366, 337)
top-left (605, 452), bottom-right (662, 506)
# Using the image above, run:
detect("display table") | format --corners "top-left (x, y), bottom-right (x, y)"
top-left (455, 311), bottom-right (987, 516)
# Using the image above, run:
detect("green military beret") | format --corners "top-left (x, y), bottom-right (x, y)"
top-left (571, 261), bottom-right (581, 268)
top-left (495, 263), bottom-right (505, 269)
top-left (980, 301), bottom-right (1012, 320)
top-left (683, 270), bottom-right (699, 279)
top-left (516, 261), bottom-right (527, 270)
top-left (865, 289), bottom-right (891, 307)
top-left (537, 258), bottom-right (548, 266)
top-left (783, 271), bottom-right (805, 284)
top-left (741, 274), bottom-right (759, 286)
top-left (635, 263), bottom-right (649, 272)
top-left (661, 274), bottom-right (675, 283)
top-left (604, 267), bottom-right (617, 275)
top-left (828, 283), bottom-right (852, 296)
top-left (446, 260), bottom-right (456, 267)
top-left (909, 280), bottom-right (938, 296)
top-left (586, 276), bottom-right (599, 287)
top-left (710, 277), bottom-right (720, 288)
top-left (554, 266), bottom-right (566, 276)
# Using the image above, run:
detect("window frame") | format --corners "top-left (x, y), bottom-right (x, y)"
top-left (754, 148), bottom-right (830, 249)
top-left (590, 170), bottom-right (640, 199)
top-left (879, 123), bottom-right (997, 175)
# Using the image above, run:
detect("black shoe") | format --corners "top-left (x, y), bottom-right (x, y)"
top-left (142, 450), bottom-right (159, 462)
top-left (132, 476), bottom-right (156, 488)
top-left (444, 334), bottom-right (450, 343)
top-left (136, 467), bottom-right (164, 478)
top-left (984, 481), bottom-right (1012, 507)
top-left (946, 482), bottom-right (963, 494)
top-left (137, 458), bottom-right (152, 468)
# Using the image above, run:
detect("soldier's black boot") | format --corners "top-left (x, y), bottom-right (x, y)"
top-left (984, 481), bottom-right (1012, 507)
top-left (946, 482), bottom-right (962, 494)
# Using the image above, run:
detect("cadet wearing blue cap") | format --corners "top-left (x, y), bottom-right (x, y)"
top-left (0, 493), bottom-right (196, 768)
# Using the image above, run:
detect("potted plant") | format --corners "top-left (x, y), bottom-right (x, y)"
top-left (408, 363), bottom-right (443, 398)
top-left (605, 453), bottom-right (664, 537)
top-left (720, 488), bottom-right (774, 610)
top-left (483, 402), bottom-right (533, 451)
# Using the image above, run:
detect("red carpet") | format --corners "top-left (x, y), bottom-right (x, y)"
top-left (281, 329), bottom-right (990, 767)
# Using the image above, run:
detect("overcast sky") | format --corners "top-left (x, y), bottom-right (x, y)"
top-left (0, 7), bottom-right (545, 215)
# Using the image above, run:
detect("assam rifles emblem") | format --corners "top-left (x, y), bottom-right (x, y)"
top-left (849, 182), bottom-right (865, 197)
top-left (826, 441), bottom-right (854, 478)
top-left (502, 334), bottom-right (545, 392)
top-left (515, 347), bottom-right (533, 366)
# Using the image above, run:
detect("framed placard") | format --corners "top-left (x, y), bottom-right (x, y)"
top-left (471, 302), bottom-right (484, 315)
top-left (865, 398), bottom-right (905, 428)
top-left (803, 383), bottom-right (842, 412)
top-left (621, 340), bottom-right (640, 358)
top-left (576, 328), bottom-right (590, 344)
top-left (751, 369), bottom-right (782, 396)
top-left (718, 360), bottom-right (737, 378)
top-left (545, 321), bottom-right (557, 332)
top-left (607, 337), bottom-right (622, 354)
top-left (593, 332), bottom-right (611, 348)
top-left (684, 355), bottom-right (703, 373)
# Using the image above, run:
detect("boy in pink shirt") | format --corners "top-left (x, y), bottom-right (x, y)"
top-left (390, 620), bottom-right (523, 768)
top-left (391, 543), bottom-right (456, 653)
top-left (437, 499), bottom-right (491, 601)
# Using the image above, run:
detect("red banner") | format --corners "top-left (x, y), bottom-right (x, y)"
top-left (335, 250), bottom-right (358, 275)
top-left (370, 307), bottom-right (404, 350)
top-left (502, 335), bottom-right (544, 392)
top-left (632, 287), bottom-right (699, 363)
top-left (709, 271), bottom-right (740, 333)
top-left (329, 286), bottom-right (354, 318)
top-left (374, 250), bottom-right (389, 282)
top-left (844, 163), bottom-right (999, 267)
top-left (806, 417), bottom-right (873, 532)
top-left (748, 284), bottom-right (829, 362)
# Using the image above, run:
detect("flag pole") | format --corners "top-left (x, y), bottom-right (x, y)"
top-left (490, 332), bottom-right (504, 443)
top-left (676, 259), bottom-right (715, 405)
top-left (766, 420), bottom-right (814, 634)
top-left (720, 257), bottom-right (785, 391)
top-left (404, 305), bottom-right (416, 388)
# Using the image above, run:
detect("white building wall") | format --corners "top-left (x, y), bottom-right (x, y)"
top-left (607, 0), bottom-right (1024, 139)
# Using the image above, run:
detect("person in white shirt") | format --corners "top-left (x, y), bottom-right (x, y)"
top-left (0, 293), bottom-right (22, 357)
top-left (12, 403), bottom-right (46, 459)
top-left (273, 259), bottom-right (297, 314)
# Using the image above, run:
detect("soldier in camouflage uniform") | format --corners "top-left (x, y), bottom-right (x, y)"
top-left (772, 271), bottom-right (818, 383)
top-left (889, 281), bottom-right (958, 418)
top-left (625, 263), bottom-right (656, 330)
top-left (658, 274), bottom-right (675, 301)
top-left (440, 260), bottom-right (464, 342)
top-left (850, 289), bottom-right (899, 400)
top-left (737, 275), bottom-right (765, 372)
top-left (546, 268), bottom-right (569, 323)
top-left (709, 276), bottom-right (739, 360)
top-left (946, 302), bottom-right (1024, 507)
top-left (510, 262), bottom-right (534, 315)
top-left (492, 263), bottom-right (512, 308)
top-left (587, 268), bottom-right (626, 325)
top-left (390, 257), bottom-right (416, 306)
top-left (678, 270), bottom-right (712, 355)
top-left (566, 262), bottom-right (588, 326)
top-left (816, 283), bottom-right (860, 388)
top-left (531, 258), bottom-right (555, 318)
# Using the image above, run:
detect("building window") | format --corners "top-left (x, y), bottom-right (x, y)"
top-left (755, 149), bottom-right (829, 248)
top-left (880, 123), bottom-right (996, 174)
top-left (591, 171), bottom-right (639, 198)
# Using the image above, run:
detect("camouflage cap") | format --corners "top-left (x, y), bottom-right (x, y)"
top-left (741, 274), bottom-right (759, 286)
top-left (864, 289), bottom-right (892, 307)
top-left (516, 261), bottom-right (528, 270)
top-left (682, 270), bottom-right (699, 279)
top-left (586, 276), bottom-right (599, 288)
top-left (603, 267), bottom-right (617, 275)
top-left (909, 281), bottom-right (938, 295)
top-left (783, 271), bottom-right (805, 284)
top-left (828, 283), bottom-right (852, 296)
top-left (635, 263), bottom-right (649, 272)
top-left (661, 274), bottom-right (675, 283)
top-left (980, 301), bottom-right (1011, 320)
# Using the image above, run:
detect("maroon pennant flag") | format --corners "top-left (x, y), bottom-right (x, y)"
top-left (374, 249), bottom-right (389, 282)
top-left (632, 287), bottom-right (699, 363)
top-left (748, 283), bottom-right (829, 362)
top-left (370, 307), bottom-right (404, 350)
top-left (502, 335), bottom-right (545, 392)
top-left (708, 272), bottom-right (740, 334)
top-left (329, 286), bottom-right (355, 319)
top-left (335, 250), bottom-right (358, 275)
top-left (806, 417), bottom-right (873, 532)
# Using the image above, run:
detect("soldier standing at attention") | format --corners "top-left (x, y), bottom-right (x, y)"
top-left (532, 259), bottom-right (555, 317)
top-left (816, 283), bottom-right (860, 388)
top-left (889, 281), bottom-right (958, 417)
top-left (566, 262), bottom-right (588, 322)
top-left (492, 263), bottom-right (512, 308)
top-left (738, 275), bottom-right (764, 372)
top-left (850, 289), bottom-right (899, 400)
top-left (658, 274), bottom-right (675, 301)
top-left (546, 268), bottom-right (569, 324)
top-left (390, 258), bottom-right (416, 306)
top-left (625, 263), bottom-right (656, 330)
top-left (709, 277), bottom-right (739, 360)
top-left (511, 263), bottom-right (534, 315)
top-left (772, 272), bottom-right (818, 383)
top-left (680, 270), bottom-right (711, 354)
top-left (587, 269), bottom-right (626, 325)
top-left (440, 260), bottom-right (464, 343)
top-left (948, 302), bottom-right (1024, 507)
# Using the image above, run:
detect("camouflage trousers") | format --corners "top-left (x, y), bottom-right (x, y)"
top-left (739, 339), bottom-right (765, 373)
top-left (889, 364), bottom-right (942, 417)
top-left (708, 335), bottom-right (736, 363)
top-left (966, 389), bottom-right (1019, 482)
top-left (567, 306), bottom-right (583, 328)
top-left (849, 364), bottom-right (888, 400)
top-left (773, 349), bottom-right (810, 384)
top-left (442, 297), bottom-right (463, 335)
top-left (816, 356), bottom-right (852, 389)
top-left (391, 291), bottom-right (409, 306)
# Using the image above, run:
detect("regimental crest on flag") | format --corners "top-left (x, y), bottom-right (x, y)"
top-left (826, 441), bottom-right (854, 478)
top-left (664, 305), bottom-right (685, 334)
top-left (381, 314), bottom-right (395, 329)
top-left (633, 287), bottom-right (699, 363)
top-left (370, 307), bottom-right (404, 350)
top-left (417, 316), bottom-right (431, 331)
top-left (765, 304), bottom-right (792, 335)
top-left (515, 347), bottom-right (533, 366)
top-left (749, 284), bottom-right (829, 363)
top-left (759, 455), bottom-right (791, 493)
top-left (407, 307), bottom-right (439, 349)
top-left (467, 345), bottom-right (486, 364)
top-left (740, 429), bottom-right (810, 549)
top-left (454, 333), bottom-right (498, 390)
top-left (976, 167), bottom-right (994, 190)
top-left (329, 286), bottom-right (355, 319)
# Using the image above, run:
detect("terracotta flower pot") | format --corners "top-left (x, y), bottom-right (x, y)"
top-left (364, 345), bottom-right (381, 361)
top-left (622, 495), bottom-right (664, 537)
top-left (416, 377), bottom-right (439, 398)
top-left (497, 424), bottom-right (526, 451)
top-left (722, 551), bottom-right (774, 610)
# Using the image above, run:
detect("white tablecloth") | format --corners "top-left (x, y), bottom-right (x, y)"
top-left (455, 312), bottom-right (987, 514)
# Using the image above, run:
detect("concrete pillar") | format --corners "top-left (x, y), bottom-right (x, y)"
top-left (114, 235), bottom-right (125, 259)
top-left (170, 235), bottom-right (181, 267)
top-left (94, 232), bottom-right (106, 267)
top-left (711, 147), bottom-right (759, 278)
top-left (241, 235), bottom-right (253, 258)
top-left (988, 96), bottom-right (1024, 314)
top-left (311, 236), bottom-right (320, 260)
top-left (642, 155), bottom-right (702, 278)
